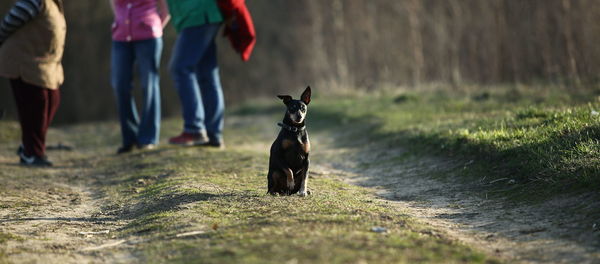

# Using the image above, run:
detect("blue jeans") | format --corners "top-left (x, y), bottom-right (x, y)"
top-left (170, 23), bottom-right (224, 142)
top-left (111, 38), bottom-right (163, 146)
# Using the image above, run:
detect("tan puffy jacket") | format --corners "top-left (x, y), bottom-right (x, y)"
top-left (0, 0), bottom-right (66, 89)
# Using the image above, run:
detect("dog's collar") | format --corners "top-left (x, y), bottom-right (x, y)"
top-left (278, 122), bottom-right (305, 133)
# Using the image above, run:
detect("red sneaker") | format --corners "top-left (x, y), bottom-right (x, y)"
top-left (168, 132), bottom-right (209, 146)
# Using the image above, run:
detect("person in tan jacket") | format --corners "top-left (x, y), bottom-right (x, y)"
top-left (0, 0), bottom-right (66, 166)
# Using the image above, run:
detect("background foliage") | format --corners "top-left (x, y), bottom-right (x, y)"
top-left (0, 0), bottom-right (599, 123)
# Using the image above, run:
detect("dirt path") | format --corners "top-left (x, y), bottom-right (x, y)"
top-left (0, 126), bottom-right (132, 263)
top-left (311, 132), bottom-right (600, 264)
top-left (0, 184), bottom-right (131, 263)
top-left (2, 118), bottom-right (599, 263)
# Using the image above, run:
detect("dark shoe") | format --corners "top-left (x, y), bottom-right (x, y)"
top-left (19, 153), bottom-right (53, 167)
top-left (117, 145), bottom-right (135, 154)
top-left (16, 144), bottom-right (24, 156)
top-left (200, 140), bottom-right (225, 149)
top-left (168, 132), bottom-right (208, 146)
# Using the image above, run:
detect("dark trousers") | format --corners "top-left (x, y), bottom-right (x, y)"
top-left (11, 78), bottom-right (60, 157)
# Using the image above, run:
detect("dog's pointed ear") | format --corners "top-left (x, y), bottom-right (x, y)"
top-left (301, 86), bottom-right (311, 105)
top-left (277, 95), bottom-right (292, 104)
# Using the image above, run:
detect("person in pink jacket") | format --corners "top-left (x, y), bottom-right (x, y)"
top-left (109, 0), bottom-right (170, 154)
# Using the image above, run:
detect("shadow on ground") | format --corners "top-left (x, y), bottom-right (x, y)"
top-left (306, 104), bottom-right (600, 263)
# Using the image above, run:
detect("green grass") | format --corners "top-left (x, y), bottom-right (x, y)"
top-left (0, 115), bottom-right (497, 263)
top-left (0, 232), bottom-right (23, 262)
top-left (0, 232), bottom-right (23, 244)
top-left (9, 83), bottom-right (596, 263)
top-left (0, 121), bottom-right (19, 145)
top-left (87, 118), bottom-right (495, 263)
top-left (305, 84), bottom-right (600, 198)
top-left (81, 82), bottom-right (600, 262)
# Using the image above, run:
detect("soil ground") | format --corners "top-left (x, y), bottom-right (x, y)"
top-left (312, 132), bottom-right (600, 264)
top-left (0, 109), bottom-right (599, 263)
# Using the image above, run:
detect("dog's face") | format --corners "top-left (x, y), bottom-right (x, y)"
top-left (278, 86), bottom-right (311, 124)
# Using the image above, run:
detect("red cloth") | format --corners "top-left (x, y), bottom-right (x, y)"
top-left (218, 0), bottom-right (256, 61)
top-left (11, 78), bottom-right (60, 157)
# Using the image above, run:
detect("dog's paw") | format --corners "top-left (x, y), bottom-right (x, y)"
top-left (297, 188), bottom-right (310, 197)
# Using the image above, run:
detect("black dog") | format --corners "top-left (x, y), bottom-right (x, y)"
top-left (267, 86), bottom-right (311, 196)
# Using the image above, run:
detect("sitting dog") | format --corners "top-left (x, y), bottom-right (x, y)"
top-left (267, 86), bottom-right (311, 196)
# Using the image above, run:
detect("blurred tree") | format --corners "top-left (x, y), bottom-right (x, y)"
top-left (0, 0), bottom-right (598, 123)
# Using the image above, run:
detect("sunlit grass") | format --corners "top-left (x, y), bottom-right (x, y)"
top-left (7, 83), bottom-right (592, 263)
top-left (307, 85), bottom-right (600, 197)
top-left (70, 112), bottom-right (496, 263)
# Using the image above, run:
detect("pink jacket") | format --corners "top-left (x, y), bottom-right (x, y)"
top-left (112, 0), bottom-right (163, 42)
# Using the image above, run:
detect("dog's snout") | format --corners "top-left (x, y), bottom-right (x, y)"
top-left (287, 110), bottom-right (303, 124)
top-left (290, 112), bottom-right (304, 123)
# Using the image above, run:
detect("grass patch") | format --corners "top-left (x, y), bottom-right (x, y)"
top-left (305, 84), bottom-right (600, 198)
top-left (0, 232), bottom-right (23, 244)
top-left (103, 152), bottom-right (493, 263)
top-left (2, 83), bottom-right (596, 262)
top-left (79, 116), bottom-right (498, 263)
top-left (0, 250), bottom-right (7, 264)
top-left (1, 87), bottom-right (527, 263)
top-left (0, 121), bottom-right (19, 145)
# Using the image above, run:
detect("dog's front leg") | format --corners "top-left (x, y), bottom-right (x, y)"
top-left (266, 168), bottom-right (275, 195)
top-left (283, 167), bottom-right (294, 191)
top-left (298, 158), bottom-right (310, 197)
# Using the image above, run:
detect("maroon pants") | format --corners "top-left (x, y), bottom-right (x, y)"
top-left (11, 79), bottom-right (60, 157)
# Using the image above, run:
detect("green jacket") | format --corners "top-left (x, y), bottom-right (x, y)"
top-left (167, 0), bottom-right (223, 32)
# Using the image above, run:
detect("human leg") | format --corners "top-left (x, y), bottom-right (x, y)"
top-left (169, 24), bottom-right (221, 135)
top-left (196, 40), bottom-right (224, 144)
top-left (134, 38), bottom-right (163, 146)
top-left (45, 88), bottom-right (60, 132)
top-left (11, 79), bottom-right (53, 166)
top-left (111, 41), bottom-right (138, 150)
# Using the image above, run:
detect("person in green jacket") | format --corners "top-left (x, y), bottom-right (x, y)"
top-left (167, 0), bottom-right (226, 148)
